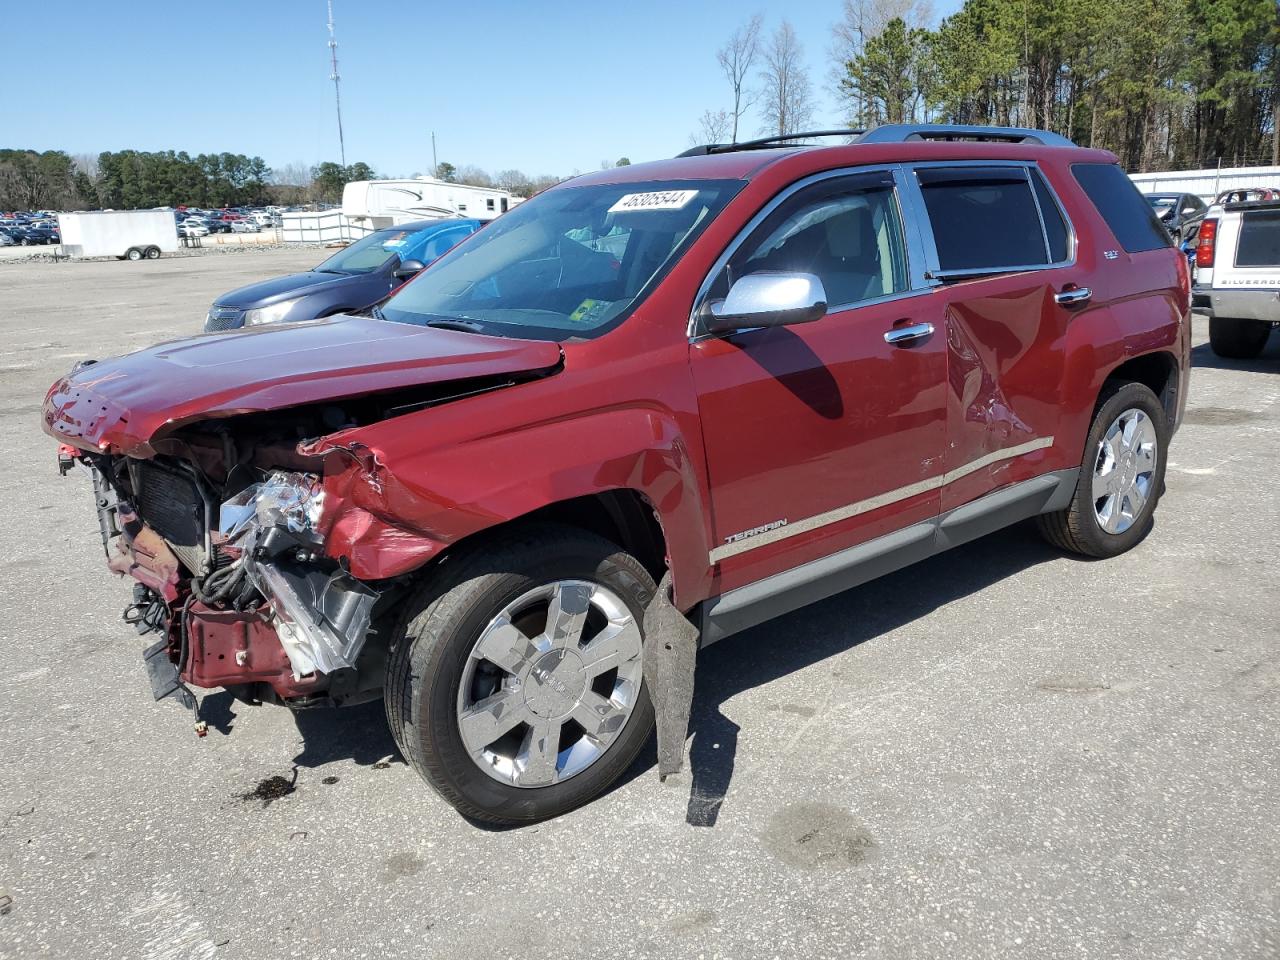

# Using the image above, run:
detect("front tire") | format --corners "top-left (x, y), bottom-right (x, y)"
top-left (385, 524), bottom-right (656, 824)
top-left (1037, 381), bottom-right (1168, 558)
top-left (1209, 317), bottom-right (1270, 359)
top-left (144, 246), bottom-right (161, 260)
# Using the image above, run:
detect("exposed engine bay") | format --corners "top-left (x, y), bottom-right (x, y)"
top-left (57, 372), bottom-right (543, 718)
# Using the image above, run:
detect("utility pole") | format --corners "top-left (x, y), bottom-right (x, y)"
top-left (327, 0), bottom-right (346, 168)
top-left (431, 132), bottom-right (438, 178)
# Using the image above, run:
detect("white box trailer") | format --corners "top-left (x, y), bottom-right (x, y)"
top-left (56, 210), bottom-right (179, 260)
top-left (342, 177), bottom-right (521, 229)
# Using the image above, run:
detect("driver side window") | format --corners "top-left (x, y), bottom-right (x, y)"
top-left (705, 172), bottom-right (910, 312)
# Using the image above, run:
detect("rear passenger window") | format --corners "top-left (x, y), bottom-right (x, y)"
top-left (917, 167), bottom-right (1052, 273)
top-left (1031, 170), bottom-right (1070, 263)
top-left (1071, 162), bottom-right (1172, 253)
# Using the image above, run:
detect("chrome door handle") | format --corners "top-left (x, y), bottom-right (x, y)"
top-left (884, 321), bottom-right (935, 346)
top-left (1054, 286), bottom-right (1092, 306)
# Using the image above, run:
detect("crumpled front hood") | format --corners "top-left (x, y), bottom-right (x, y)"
top-left (43, 315), bottom-right (562, 456)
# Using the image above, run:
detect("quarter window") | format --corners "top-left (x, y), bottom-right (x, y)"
top-left (704, 173), bottom-right (910, 313)
top-left (1071, 162), bottom-right (1172, 254)
top-left (918, 167), bottom-right (1055, 273)
top-left (1031, 169), bottom-right (1070, 263)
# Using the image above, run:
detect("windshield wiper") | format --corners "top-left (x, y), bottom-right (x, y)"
top-left (424, 317), bottom-right (494, 335)
top-left (370, 303), bottom-right (386, 321)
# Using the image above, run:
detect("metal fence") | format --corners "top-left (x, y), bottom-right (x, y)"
top-left (279, 211), bottom-right (373, 245)
top-left (1128, 165), bottom-right (1280, 202)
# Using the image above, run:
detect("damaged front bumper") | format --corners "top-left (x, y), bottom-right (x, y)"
top-left (76, 455), bottom-right (382, 706)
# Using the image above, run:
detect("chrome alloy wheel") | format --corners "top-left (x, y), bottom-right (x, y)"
top-left (456, 580), bottom-right (644, 788)
top-left (1092, 407), bottom-right (1158, 535)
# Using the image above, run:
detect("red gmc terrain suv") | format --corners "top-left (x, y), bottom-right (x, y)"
top-left (43, 125), bottom-right (1191, 824)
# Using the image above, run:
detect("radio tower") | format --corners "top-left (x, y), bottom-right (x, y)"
top-left (327, 0), bottom-right (347, 168)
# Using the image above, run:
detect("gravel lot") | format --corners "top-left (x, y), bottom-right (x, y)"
top-left (0, 250), bottom-right (1277, 960)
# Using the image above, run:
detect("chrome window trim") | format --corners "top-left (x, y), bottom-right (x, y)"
top-left (902, 159), bottom-right (1078, 280)
top-left (708, 435), bottom-right (1055, 563)
top-left (687, 163), bottom-right (931, 341)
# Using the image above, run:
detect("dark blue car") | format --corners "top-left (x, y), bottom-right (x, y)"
top-left (204, 218), bottom-right (482, 331)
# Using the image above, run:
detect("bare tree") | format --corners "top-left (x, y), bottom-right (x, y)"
top-left (271, 161), bottom-right (312, 186)
top-left (72, 152), bottom-right (99, 178)
top-left (690, 108), bottom-right (734, 146)
top-left (495, 169), bottom-right (533, 195)
top-left (830, 0), bottom-right (934, 126)
top-left (759, 21), bottom-right (816, 136)
top-left (717, 14), bottom-right (764, 142)
top-left (455, 164), bottom-right (495, 187)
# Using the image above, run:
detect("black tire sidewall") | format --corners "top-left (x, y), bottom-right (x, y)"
top-left (391, 527), bottom-right (657, 823)
top-left (1070, 382), bottom-right (1169, 556)
top-left (1209, 317), bottom-right (1270, 358)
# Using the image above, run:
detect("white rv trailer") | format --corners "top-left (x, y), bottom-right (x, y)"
top-left (342, 177), bottom-right (520, 229)
top-left (55, 210), bottom-right (179, 260)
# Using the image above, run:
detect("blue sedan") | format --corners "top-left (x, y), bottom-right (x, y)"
top-left (205, 218), bottom-right (482, 331)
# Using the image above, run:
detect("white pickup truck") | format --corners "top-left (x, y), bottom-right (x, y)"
top-left (1195, 198), bottom-right (1280, 358)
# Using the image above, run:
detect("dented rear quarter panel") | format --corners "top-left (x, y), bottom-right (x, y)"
top-left (1043, 154), bottom-right (1190, 460)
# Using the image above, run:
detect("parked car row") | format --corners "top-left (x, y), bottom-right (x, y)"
top-left (173, 206), bottom-right (282, 239)
top-left (0, 223), bottom-right (60, 245)
top-left (1144, 187), bottom-right (1280, 248)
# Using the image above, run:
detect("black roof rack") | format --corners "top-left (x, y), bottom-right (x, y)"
top-left (677, 123), bottom-right (1075, 158)
top-left (677, 129), bottom-right (864, 157)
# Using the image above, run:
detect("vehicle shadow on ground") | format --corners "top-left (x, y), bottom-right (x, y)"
top-left (1190, 338), bottom-right (1280, 372)
top-left (638, 521), bottom-right (1069, 828)
top-left (290, 699), bottom-right (404, 769)
top-left (196, 691), bottom-right (405, 769)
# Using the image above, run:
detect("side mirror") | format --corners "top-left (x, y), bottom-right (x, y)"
top-left (393, 258), bottom-right (425, 280)
top-left (704, 272), bottom-right (828, 334)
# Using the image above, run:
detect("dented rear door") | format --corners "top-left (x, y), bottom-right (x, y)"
top-left (906, 162), bottom-right (1076, 512)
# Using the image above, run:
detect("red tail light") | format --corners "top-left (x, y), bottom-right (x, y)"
top-left (1175, 243), bottom-right (1191, 303)
top-left (1195, 218), bottom-right (1218, 268)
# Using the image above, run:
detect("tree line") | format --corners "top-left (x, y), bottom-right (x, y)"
top-left (0, 147), bottom-right (579, 212)
top-left (0, 148), bottom-right (277, 211)
top-left (699, 0), bottom-right (1279, 171)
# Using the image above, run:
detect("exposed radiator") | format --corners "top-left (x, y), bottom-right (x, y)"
top-left (134, 463), bottom-right (207, 574)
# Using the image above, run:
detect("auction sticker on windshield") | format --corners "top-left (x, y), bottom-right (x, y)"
top-left (608, 190), bottom-right (698, 213)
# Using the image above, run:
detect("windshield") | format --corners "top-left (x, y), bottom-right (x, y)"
top-left (314, 228), bottom-right (419, 275)
top-left (1147, 197), bottom-right (1176, 216)
top-left (380, 179), bottom-right (743, 340)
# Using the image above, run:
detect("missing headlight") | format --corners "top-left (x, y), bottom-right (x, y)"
top-left (216, 472), bottom-right (376, 678)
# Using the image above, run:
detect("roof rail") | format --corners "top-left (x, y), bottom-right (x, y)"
top-left (855, 124), bottom-right (1076, 147)
top-left (677, 129), bottom-right (864, 158)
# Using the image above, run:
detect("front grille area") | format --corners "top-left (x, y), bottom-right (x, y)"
top-left (134, 463), bottom-right (207, 574)
top-left (205, 305), bottom-right (244, 331)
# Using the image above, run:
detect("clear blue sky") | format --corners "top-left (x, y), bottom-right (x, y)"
top-left (3, 0), bottom-right (961, 178)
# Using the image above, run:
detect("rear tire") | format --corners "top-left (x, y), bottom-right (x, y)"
top-left (1037, 381), bottom-right (1168, 558)
top-left (385, 523), bottom-right (656, 824)
top-left (1209, 317), bottom-right (1270, 358)
top-left (125, 247), bottom-right (143, 261)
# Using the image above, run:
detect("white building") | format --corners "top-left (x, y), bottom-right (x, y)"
top-left (342, 177), bottom-right (521, 229)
